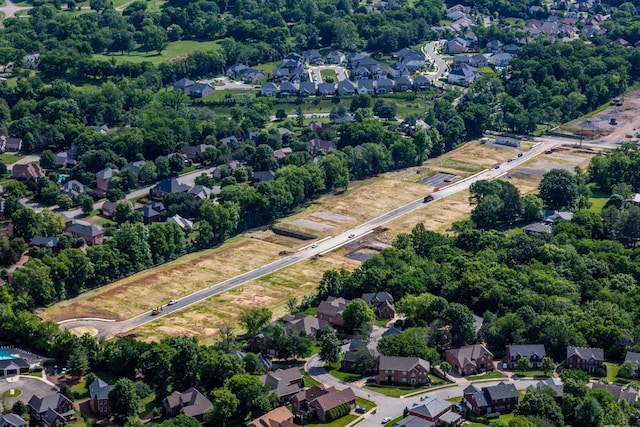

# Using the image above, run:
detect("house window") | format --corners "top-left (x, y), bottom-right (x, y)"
top-left (402, 371), bottom-right (407, 375)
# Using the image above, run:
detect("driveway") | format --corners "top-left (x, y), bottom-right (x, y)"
top-left (308, 65), bottom-right (349, 84)
top-left (0, 376), bottom-right (58, 408)
top-left (6, 154), bottom-right (40, 171)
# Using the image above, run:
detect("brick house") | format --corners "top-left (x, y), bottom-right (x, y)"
top-left (151, 178), bottom-right (188, 198)
top-left (463, 382), bottom-right (518, 415)
top-left (317, 297), bottom-right (349, 327)
top-left (12, 163), bottom-right (45, 180)
top-left (248, 406), bottom-right (298, 427)
top-left (446, 344), bottom-right (494, 376)
top-left (566, 346), bottom-right (604, 373)
top-left (27, 394), bottom-right (75, 427)
top-left (260, 367), bottom-right (304, 404)
top-left (309, 388), bottom-right (356, 422)
top-left (377, 356), bottom-right (430, 385)
top-left (361, 292), bottom-right (396, 319)
top-left (505, 344), bottom-right (546, 369)
top-left (162, 388), bottom-right (212, 422)
top-left (181, 144), bottom-right (213, 162)
top-left (66, 221), bottom-right (104, 245)
top-left (95, 168), bottom-right (119, 192)
top-left (88, 378), bottom-right (113, 415)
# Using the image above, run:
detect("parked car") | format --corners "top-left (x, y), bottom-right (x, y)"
top-left (382, 417), bottom-right (392, 424)
top-left (366, 377), bottom-right (377, 383)
top-left (356, 407), bottom-right (367, 414)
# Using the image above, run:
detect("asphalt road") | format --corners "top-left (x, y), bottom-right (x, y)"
top-left (422, 40), bottom-right (448, 87)
top-left (0, 0), bottom-right (31, 20)
top-left (306, 354), bottom-right (538, 426)
top-left (308, 65), bottom-right (350, 84)
top-left (0, 376), bottom-right (58, 408)
top-left (60, 138), bottom-right (558, 338)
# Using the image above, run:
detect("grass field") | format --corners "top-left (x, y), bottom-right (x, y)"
top-left (0, 153), bottom-right (22, 164)
top-left (466, 370), bottom-right (507, 381)
top-left (307, 414), bottom-right (357, 427)
top-left (94, 40), bottom-right (221, 65)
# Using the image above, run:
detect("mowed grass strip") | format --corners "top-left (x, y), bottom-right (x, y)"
top-left (93, 40), bottom-right (221, 64)
top-left (128, 250), bottom-right (360, 342)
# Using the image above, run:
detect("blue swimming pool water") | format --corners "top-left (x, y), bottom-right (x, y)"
top-left (0, 350), bottom-right (16, 360)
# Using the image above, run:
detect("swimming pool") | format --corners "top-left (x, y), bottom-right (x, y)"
top-left (0, 350), bottom-right (16, 360)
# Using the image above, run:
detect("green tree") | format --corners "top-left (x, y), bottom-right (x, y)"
top-left (541, 356), bottom-right (555, 376)
top-left (321, 152), bottom-right (349, 191)
top-left (440, 361), bottom-right (451, 374)
top-left (538, 169), bottom-right (579, 210)
top-left (11, 207), bottom-right (42, 240)
top-left (11, 401), bottom-right (27, 416)
top-left (138, 161), bottom-right (158, 184)
top-left (205, 388), bottom-right (238, 427)
top-left (142, 25), bottom-right (168, 54)
top-left (516, 391), bottom-right (564, 427)
top-left (342, 299), bottom-right (376, 334)
top-left (67, 345), bottom-right (89, 377)
top-left (225, 374), bottom-right (273, 419)
top-left (575, 396), bottom-right (604, 427)
top-left (80, 194), bottom-right (94, 215)
top-left (238, 307), bottom-right (272, 336)
top-left (617, 361), bottom-right (636, 379)
top-left (516, 356), bottom-right (532, 374)
top-left (522, 194), bottom-right (543, 222)
top-left (40, 150), bottom-right (57, 169)
top-left (319, 328), bottom-right (341, 364)
top-left (109, 378), bottom-right (140, 422)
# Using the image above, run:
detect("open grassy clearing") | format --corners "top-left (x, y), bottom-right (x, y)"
top-left (41, 236), bottom-right (286, 322)
top-left (128, 249), bottom-right (360, 342)
top-left (94, 40), bottom-right (221, 65)
top-left (0, 153), bottom-right (22, 164)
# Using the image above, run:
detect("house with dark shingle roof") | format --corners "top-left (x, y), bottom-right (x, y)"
top-left (506, 344), bottom-right (546, 369)
top-left (162, 388), bottom-right (212, 422)
top-left (173, 78), bottom-right (195, 92)
top-left (260, 367), bottom-right (304, 404)
top-left (280, 81), bottom-right (298, 98)
top-left (137, 205), bottom-right (162, 225)
top-left (88, 378), bottom-right (113, 415)
top-left (463, 382), bottom-right (518, 415)
top-left (407, 397), bottom-right (458, 423)
top-left (282, 313), bottom-right (328, 339)
top-left (361, 292), bottom-right (395, 319)
top-left (357, 79), bottom-right (375, 95)
top-left (0, 414), bottom-right (27, 427)
top-left (317, 297), bottom-right (349, 326)
top-left (252, 170), bottom-right (276, 183)
top-left (327, 51), bottom-right (345, 65)
top-left (337, 80), bottom-right (355, 96)
top-left (376, 77), bottom-right (394, 94)
top-left (2, 136), bottom-right (22, 152)
top-left (60, 180), bottom-right (88, 199)
top-left (528, 377), bottom-right (564, 400)
top-left (318, 83), bottom-right (336, 97)
top-left (300, 81), bottom-right (317, 97)
top-left (187, 83), bottom-right (215, 98)
top-left (30, 236), bottom-right (59, 249)
top-left (27, 394), bottom-right (75, 427)
top-left (309, 387), bottom-right (356, 422)
top-left (592, 383), bottom-right (639, 403)
top-left (0, 357), bottom-right (30, 376)
top-left (151, 178), bottom-right (188, 198)
top-left (123, 160), bottom-right (145, 176)
top-left (247, 406), bottom-right (298, 427)
top-left (567, 346), bottom-right (604, 373)
top-left (342, 338), bottom-right (379, 371)
top-left (377, 356), bottom-right (430, 385)
top-left (12, 163), bottom-right (45, 180)
top-left (261, 82), bottom-right (278, 97)
top-left (188, 184), bottom-right (213, 201)
top-left (446, 344), bottom-right (494, 376)
top-left (181, 144), bottom-right (212, 162)
top-left (413, 75), bottom-right (430, 91)
top-left (95, 167), bottom-right (119, 192)
top-left (66, 221), bottom-right (104, 245)
top-left (625, 351), bottom-right (640, 377)
top-left (308, 139), bottom-right (337, 153)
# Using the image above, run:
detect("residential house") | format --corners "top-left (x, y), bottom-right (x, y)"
top-left (55, 152), bottom-right (76, 169)
top-left (240, 68), bottom-right (266, 83)
top-left (274, 147), bottom-right (293, 160)
top-left (27, 394), bottom-right (75, 427)
top-left (529, 377), bottom-right (564, 399)
top-left (388, 62), bottom-right (409, 78)
top-left (282, 53), bottom-right (306, 70)
top-left (290, 67), bottom-right (308, 83)
top-left (446, 344), bottom-right (494, 376)
top-left (181, 144), bottom-right (212, 162)
top-left (362, 292), bottom-right (395, 319)
top-left (273, 67), bottom-right (290, 83)
top-left (261, 82), bottom-right (278, 97)
top-left (95, 167), bottom-right (119, 192)
top-left (506, 344), bottom-right (546, 369)
top-left (66, 221), bottom-right (104, 245)
top-left (60, 179), bottom-right (88, 199)
top-left (0, 414), bottom-right (27, 427)
top-left (413, 75), bottom-right (430, 91)
top-left (453, 54), bottom-right (471, 69)
top-left (371, 64), bottom-right (387, 80)
top-left (101, 200), bottom-right (129, 218)
top-left (2, 136), bottom-right (22, 152)
top-left (377, 356), bottom-right (430, 385)
top-left (542, 210), bottom-right (573, 224)
top-left (137, 205), bottom-right (162, 225)
top-left (219, 136), bottom-right (239, 148)
top-left (303, 49), bottom-right (323, 65)
top-left (447, 64), bottom-right (480, 85)
top-left (247, 406), bottom-right (298, 427)
top-left (485, 39), bottom-right (504, 53)
top-left (463, 382), bottom-right (518, 415)
top-left (291, 385), bottom-right (330, 415)
top-left (464, 31), bottom-right (478, 46)
top-left (376, 78), bottom-right (394, 94)
top-left (123, 160), bottom-right (145, 176)
top-left (188, 184), bottom-right (213, 200)
top-left (260, 367), bottom-right (304, 404)
top-left (406, 397), bottom-right (460, 424)
top-left (470, 53), bottom-right (488, 67)
top-left (230, 351), bottom-right (272, 372)
top-left (337, 80), bottom-right (355, 96)
top-left (162, 388), bottom-right (213, 422)
top-left (318, 83), bottom-right (336, 97)
top-left (488, 53), bottom-right (514, 67)
top-left (566, 346), bottom-right (604, 373)
top-left (226, 63), bottom-right (248, 79)
top-left (88, 378), bottom-right (113, 416)
top-left (309, 139), bottom-right (337, 153)
top-left (151, 178), bottom-right (188, 198)
top-left (167, 214), bottom-right (194, 231)
top-left (503, 44), bottom-right (520, 55)
top-left (444, 37), bottom-right (468, 54)
top-left (342, 338), bottom-right (379, 371)
top-left (280, 81), bottom-right (298, 98)
top-left (394, 48), bottom-right (426, 70)
top-left (317, 296), bottom-right (349, 326)
top-left (253, 170), bottom-right (276, 183)
top-left (357, 79), bottom-right (375, 95)
top-left (299, 81), bottom-right (317, 97)
top-left (0, 357), bottom-right (30, 376)
top-left (30, 236), bottom-right (59, 249)
top-left (625, 351), bottom-right (640, 377)
top-left (326, 51), bottom-right (345, 65)
top-left (352, 66), bottom-right (370, 80)
top-left (282, 313), bottom-right (328, 339)
top-left (592, 383), bottom-right (639, 403)
top-left (523, 222), bottom-right (552, 234)
top-left (12, 163), bottom-right (45, 180)
top-left (308, 388), bottom-right (356, 422)
top-left (395, 76), bottom-right (413, 92)
top-left (173, 78), bottom-right (195, 92)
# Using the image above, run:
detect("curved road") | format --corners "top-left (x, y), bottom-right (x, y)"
top-left (61, 138), bottom-right (558, 338)
top-left (422, 40), bottom-right (448, 87)
top-left (307, 354), bottom-right (537, 426)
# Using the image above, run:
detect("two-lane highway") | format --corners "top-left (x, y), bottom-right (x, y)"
top-left (61, 139), bottom-right (558, 338)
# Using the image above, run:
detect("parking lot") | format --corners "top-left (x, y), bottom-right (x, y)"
top-left (0, 376), bottom-right (58, 408)
top-left (308, 65), bottom-right (349, 84)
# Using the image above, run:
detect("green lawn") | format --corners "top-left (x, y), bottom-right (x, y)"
top-left (466, 370), bottom-right (507, 381)
top-left (301, 306), bottom-right (318, 316)
top-left (515, 370), bottom-right (550, 379)
top-left (302, 368), bottom-right (321, 388)
top-left (364, 384), bottom-right (429, 398)
top-left (0, 153), bottom-right (22, 164)
top-left (384, 416), bottom-right (403, 427)
top-left (588, 185), bottom-right (609, 214)
top-left (307, 414), bottom-right (358, 427)
top-left (356, 396), bottom-right (376, 411)
top-left (604, 362), bottom-right (620, 383)
top-left (2, 389), bottom-right (22, 398)
top-left (324, 362), bottom-right (366, 383)
top-left (138, 392), bottom-right (157, 417)
top-left (320, 69), bottom-right (337, 83)
top-left (94, 40), bottom-right (221, 65)
top-left (70, 381), bottom-right (89, 400)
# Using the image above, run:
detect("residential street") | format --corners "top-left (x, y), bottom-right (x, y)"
top-left (0, 0), bottom-right (32, 21)
top-left (422, 40), bottom-right (448, 87)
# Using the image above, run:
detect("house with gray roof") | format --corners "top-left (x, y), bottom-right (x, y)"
top-left (187, 82), bottom-right (215, 98)
top-left (357, 79), bottom-right (375, 95)
top-left (137, 205), bottom-right (162, 224)
top-left (168, 214), bottom-right (194, 231)
top-left (625, 351), bottom-right (640, 377)
top-left (0, 357), bottom-right (30, 376)
top-left (299, 81), bottom-right (317, 97)
top-left (151, 178), bottom-right (188, 198)
top-left (303, 49), bottom-right (323, 65)
top-left (388, 62), bottom-right (409, 79)
top-left (567, 346), bottom-right (604, 373)
top-left (261, 82), bottom-right (278, 97)
top-left (447, 63), bottom-right (479, 85)
top-left (282, 313), bottom-right (328, 339)
top-left (162, 388), bottom-right (212, 422)
top-left (188, 184), bottom-right (212, 200)
top-left (55, 152), bottom-right (76, 169)
top-left (506, 344), bottom-right (546, 369)
top-left (342, 338), bottom-right (379, 371)
top-left (446, 344), bottom-right (494, 376)
top-left (529, 377), bottom-right (564, 399)
top-left (444, 37), bottom-right (468, 54)
top-left (89, 378), bottom-right (113, 415)
top-left (123, 160), bottom-right (145, 176)
top-left (407, 397), bottom-right (459, 424)
top-left (377, 356), bottom-right (430, 385)
top-left (470, 53), bottom-right (488, 68)
top-left (253, 170), bottom-right (276, 183)
top-left (0, 414), bottom-right (27, 427)
top-left (260, 367), bottom-right (304, 404)
top-left (488, 53), bottom-right (514, 67)
top-left (60, 179), bottom-right (88, 199)
top-left (327, 51), bottom-right (345, 65)
top-left (395, 76), bottom-right (413, 91)
top-left (226, 63), bottom-right (248, 78)
top-left (523, 222), bottom-right (552, 234)
top-left (280, 81), bottom-right (298, 98)
top-left (30, 236), bottom-right (59, 249)
top-left (67, 221), bottom-right (104, 245)
top-left (592, 383), bottom-right (639, 403)
top-left (337, 80), bottom-right (355, 96)
top-left (95, 167), bottom-right (119, 192)
top-left (464, 382), bottom-right (518, 415)
top-left (27, 394), bottom-right (75, 427)
top-left (317, 296), bottom-right (349, 326)
top-left (173, 78), bottom-right (194, 92)
top-left (413, 75), bottom-right (430, 91)
top-left (318, 83), bottom-right (336, 97)
top-left (376, 77), bottom-right (394, 94)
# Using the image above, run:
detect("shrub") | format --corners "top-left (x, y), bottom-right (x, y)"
top-left (595, 364), bottom-right (607, 378)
